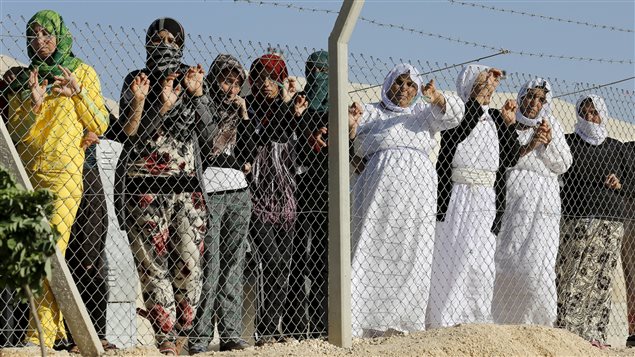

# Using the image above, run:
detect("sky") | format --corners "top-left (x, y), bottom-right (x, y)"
top-left (0, 0), bottom-right (633, 111)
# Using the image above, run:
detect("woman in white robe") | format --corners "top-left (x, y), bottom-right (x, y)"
top-left (492, 78), bottom-right (572, 326)
top-left (350, 63), bottom-right (464, 337)
top-left (426, 64), bottom-right (519, 329)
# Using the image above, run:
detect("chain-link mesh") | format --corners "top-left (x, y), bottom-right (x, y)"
top-left (0, 11), bottom-right (633, 354)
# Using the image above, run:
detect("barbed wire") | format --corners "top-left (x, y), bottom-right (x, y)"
top-left (448, 0), bottom-right (634, 34)
top-left (234, 0), bottom-right (634, 65)
top-left (554, 76), bottom-right (635, 99)
top-left (348, 50), bottom-right (509, 94)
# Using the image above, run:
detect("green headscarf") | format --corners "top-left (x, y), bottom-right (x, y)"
top-left (10, 10), bottom-right (82, 92)
top-left (305, 50), bottom-right (329, 112)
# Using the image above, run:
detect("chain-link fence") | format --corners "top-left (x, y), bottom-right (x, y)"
top-left (0, 10), bottom-right (634, 355)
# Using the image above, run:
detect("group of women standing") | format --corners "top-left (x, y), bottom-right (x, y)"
top-left (3, 8), bottom-right (633, 355)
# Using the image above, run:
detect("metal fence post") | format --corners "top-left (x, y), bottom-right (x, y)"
top-left (327, 0), bottom-right (364, 349)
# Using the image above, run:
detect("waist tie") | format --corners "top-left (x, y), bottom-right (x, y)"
top-left (451, 167), bottom-right (496, 187)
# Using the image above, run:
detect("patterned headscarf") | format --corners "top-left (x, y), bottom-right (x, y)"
top-left (248, 54), bottom-right (288, 88)
top-left (11, 10), bottom-right (83, 92)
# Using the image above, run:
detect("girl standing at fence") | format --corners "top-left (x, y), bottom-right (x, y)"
top-left (6, 10), bottom-right (109, 348)
top-left (350, 63), bottom-right (464, 337)
top-left (556, 94), bottom-right (627, 347)
top-left (244, 54), bottom-right (308, 345)
top-left (113, 18), bottom-right (211, 355)
top-left (492, 78), bottom-right (572, 326)
top-left (427, 64), bottom-right (519, 329)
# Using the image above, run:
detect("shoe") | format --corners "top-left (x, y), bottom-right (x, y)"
top-left (627, 335), bottom-right (635, 347)
top-left (188, 342), bottom-right (207, 355)
top-left (220, 338), bottom-right (251, 351)
top-left (278, 336), bottom-right (298, 344)
top-left (100, 339), bottom-right (118, 351)
top-left (159, 341), bottom-right (178, 356)
top-left (255, 336), bottom-right (278, 347)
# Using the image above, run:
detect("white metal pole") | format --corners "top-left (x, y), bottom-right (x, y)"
top-left (327, 0), bottom-right (364, 349)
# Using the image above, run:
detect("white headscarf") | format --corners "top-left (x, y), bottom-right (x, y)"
top-left (515, 78), bottom-right (553, 127)
top-left (575, 94), bottom-right (609, 146)
top-left (380, 63), bottom-right (423, 113)
top-left (455, 64), bottom-right (490, 103)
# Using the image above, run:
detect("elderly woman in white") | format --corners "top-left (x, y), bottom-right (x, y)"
top-left (350, 63), bottom-right (464, 338)
top-left (427, 64), bottom-right (519, 329)
top-left (492, 78), bottom-right (572, 326)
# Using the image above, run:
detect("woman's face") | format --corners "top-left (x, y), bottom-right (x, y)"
top-left (579, 100), bottom-right (602, 124)
top-left (30, 24), bottom-right (57, 60)
top-left (388, 73), bottom-right (418, 108)
top-left (251, 71), bottom-right (280, 99)
top-left (148, 29), bottom-right (179, 48)
top-left (520, 88), bottom-right (547, 119)
top-left (217, 69), bottom-right (243, 100)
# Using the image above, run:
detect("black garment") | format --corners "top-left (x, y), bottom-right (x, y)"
top-left (436, 98), bottom-right (520, 234)
top-left (561, 134), bottom-right (628, 221)
top-left (621, 141), bottom-right (635, 221)
top-left (66, 167), bottom-right (109, 340)
top-left (251, 220), bottom-right (294, 338)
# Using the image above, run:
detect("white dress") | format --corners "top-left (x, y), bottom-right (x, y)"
top-left (426, 109), bottom-right (500, 329)
top-left (492, 116), bottom-right (572, 325)
top-left (351, 96), bottom-right (464, 337)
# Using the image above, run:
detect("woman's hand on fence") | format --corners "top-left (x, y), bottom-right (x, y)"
top-left (309, 127), bottom-right (328, 152)
top-left (605, 174), bottom-right (622, 190)
top-left (28, 69), bottom-right (47, 114)
top-left (131, 73), bottom-right (150, 102)
top-left (183, 64), bottom-right (205, 98)
top-left (282, 77), bottom-right (298, 103)
top-left (501, 99), bottom-right (517, 126)
top-left (159, 73), bottom-right (182, 115)
top-left (294, 94), bottom-right (308, 118)
top-left (52, 65), bottom-right (82, 97)
top-left (348, 102), bottom-right (363, 139)
top-left (422, 79), bottom-right (446, 109)
top-left (233, 96), bottom-right (249, 120)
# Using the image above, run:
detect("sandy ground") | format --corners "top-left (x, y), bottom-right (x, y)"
top-left (2, 324), bottom-right (635, 357)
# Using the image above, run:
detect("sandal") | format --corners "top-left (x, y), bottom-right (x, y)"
top-left (159, 341), bottom-right (178, 356)
top-left (68, 344), bottom-right (81, 354)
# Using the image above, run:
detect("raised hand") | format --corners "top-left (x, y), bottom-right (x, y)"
top-left (535, 119), bottom-right (552, 146)
top-left (422, 79), bottom-right (445, 108)
top-left (131, 73), bottom-right (150, 102)
top-left (282, 76), bottom-right (298, 103)
top-left (294, 93), bottom-right (308, 118)
top-left (52, 65), bottom-right (81, 97)
top-left (349, 102), bottom-right (363, 139)
top-left (308, 127), bottom-right (328, 152)
top-left (232, 95), bottom-right (249, 120)
top-left (159, 72), bottom-right (182, 115)
top-left (605, 173), bottom-right (622, 190)
top-left (472, 68), bottom-right (504, 105)
top-left (29, 69), bottom-right (47, 114)
top-left (183, 64), bottom-right (205, 97)
top-left (501, 99), bottom-right (517, 126)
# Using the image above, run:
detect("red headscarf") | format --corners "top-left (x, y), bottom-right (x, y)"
top-left (248, 54), bottom-right (288, 86)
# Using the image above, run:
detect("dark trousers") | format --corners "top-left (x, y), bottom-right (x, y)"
top-left (250, 220), bottom-right (294, 338)
top-left (66, 167), bottom-right (109, 340)
top-left (284, 187), bottom-right (328, 338)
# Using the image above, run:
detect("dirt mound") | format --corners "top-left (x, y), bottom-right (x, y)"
top-left (2, 324), bottom-right (634, 357)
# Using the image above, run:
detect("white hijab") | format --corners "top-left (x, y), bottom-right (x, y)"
top-left (455, 64), bottom-right (491, 103)
top-left (575, 94), bottom-right (609, 146)
top-left (380, 63), bottom-right (423, 113)
top-left (515, 78), bottom-right (553, 127)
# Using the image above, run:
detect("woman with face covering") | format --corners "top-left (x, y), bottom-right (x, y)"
top-left (6, 10), bottom-right (109, 348)
top-left (350, 63), bottom-right (465, 337)
top-left (556, 94), bottom-right (627, 347)
top-left (244, 54), bottom-right (308, 345)
top-left (112, 18), bottom-right (212, 355)
top-left (187, 54), bottom-right (252, 353)
top-left (491, 78), bottom-right (572, 326)
top-left (427, 64), bottom-right (520, 329)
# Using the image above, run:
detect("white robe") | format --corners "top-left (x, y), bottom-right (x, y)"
top-left (426, 111), bottom-right (500, 329)
top-left (492, 115), bottom-right (572, 325)
top-left (351, 95), bottom-right (464, 337)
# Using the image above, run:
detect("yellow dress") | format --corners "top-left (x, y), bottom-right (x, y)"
top-left (7, 62), bottom-right (109, 347)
